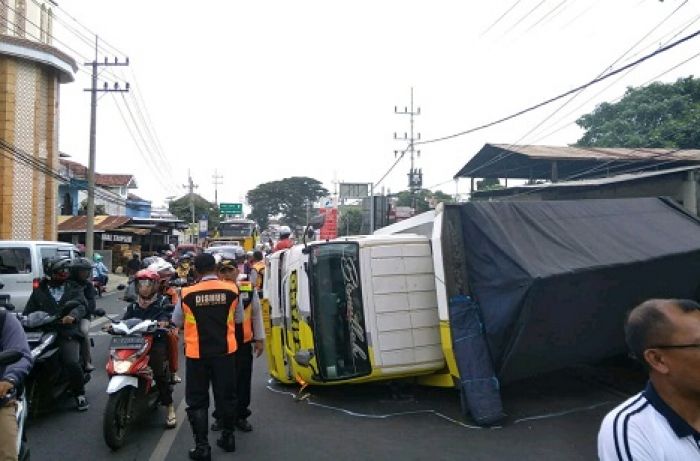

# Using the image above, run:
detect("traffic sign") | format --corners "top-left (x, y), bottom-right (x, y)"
top-left (219, 202), bottom-right (243, 215)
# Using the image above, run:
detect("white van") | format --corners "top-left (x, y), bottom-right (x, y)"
top-left (0, 240), bottom-right (80, 310)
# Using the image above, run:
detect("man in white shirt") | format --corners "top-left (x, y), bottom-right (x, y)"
top-left (598, 299), bottom-right (700, 460)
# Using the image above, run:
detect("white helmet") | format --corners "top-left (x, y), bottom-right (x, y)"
top-left (148, 259), bottom-right (175, 277)
top-left (279, 225), bottom-right (291, 236)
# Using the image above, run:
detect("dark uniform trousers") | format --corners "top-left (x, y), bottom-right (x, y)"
top-left (235, 325), bottom-right (254, 420)
top-left (186, 353), bottom-right (237, 426)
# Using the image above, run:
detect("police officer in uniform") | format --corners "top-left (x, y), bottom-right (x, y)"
top-left (172, 254), bottom-right (239, 460)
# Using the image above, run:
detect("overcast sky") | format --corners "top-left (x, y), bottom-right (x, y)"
top-left (54, 0), bottom-right (700, 207)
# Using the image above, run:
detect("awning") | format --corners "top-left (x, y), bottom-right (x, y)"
top-left (57, 215), bottom-right (131, 233)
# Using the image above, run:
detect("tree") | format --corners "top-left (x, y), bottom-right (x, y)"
top-left (79, 200), bottom-right (105, 215)
top-left (246, 177), bottom-right (328, 230)
top-left (168, 193), bottom-right (220, 230)
top-left (576, 76), bottom-right (700, 148)
top-left (476, 178), bottom-right (502, 191)
top-left (395, 189), bottom-right (453, 214)
top-left (338, 206), bottom-right (363, 236)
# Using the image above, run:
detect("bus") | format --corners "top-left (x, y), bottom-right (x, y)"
top-left (215, 218), bottom-right (258, 251)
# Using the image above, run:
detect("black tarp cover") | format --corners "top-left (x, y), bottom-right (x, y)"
top-left (455, 198), bottom-right (700, 383)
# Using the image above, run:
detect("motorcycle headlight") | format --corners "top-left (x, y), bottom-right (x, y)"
top-left (113, 360), bottom-right (132, 374)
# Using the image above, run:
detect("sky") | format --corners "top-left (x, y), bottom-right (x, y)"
top-left (53, 0), bottom-right (700, 208)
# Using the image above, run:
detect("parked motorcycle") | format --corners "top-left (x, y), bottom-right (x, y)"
top-left (103, 318), bottom-right (171, 450)
top-left (18, 310), bottom-right (96, 417)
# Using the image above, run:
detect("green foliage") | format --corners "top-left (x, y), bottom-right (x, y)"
top-left (79, 200), bottom-right (105, 215)
top-left (246, 177), bottom-right (328, 230)
top-left (476, 178), bottom-right (502, 191)
top-left (168, 193), bottom-right (220, 230)
top-left (338, 206), bottom-right (363, 236)
top-left (576, 76), bottom-right (700, 148)
top-left (395, 189), bottom-right (453, 213)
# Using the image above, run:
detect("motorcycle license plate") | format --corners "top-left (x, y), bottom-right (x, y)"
top-left (25, 332), bottom-right (43, 343)
top-left (110, 336), bottom-right (145, 349)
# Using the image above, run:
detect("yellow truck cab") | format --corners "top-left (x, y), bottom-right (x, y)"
top-left (263, 233), bottom-right (453, 387)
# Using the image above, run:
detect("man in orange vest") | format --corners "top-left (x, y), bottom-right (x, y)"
top-left (172, 253), bottom-right (239, 460)
top-left (212, 251), bottom-right (265, 433)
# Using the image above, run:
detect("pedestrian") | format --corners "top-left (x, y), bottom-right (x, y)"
top-left (273, 226), bottom-right (294, 252)
top-left (172, 253), bottom-right (239, 460)
top-left (0, 308), bottom-right (32, 461)
top-left (211, 252), bottom-right (264, 433)
top-left (598, 299), bottom-right (700, 460)
top-left (126, 253), bottom-right (141, 277)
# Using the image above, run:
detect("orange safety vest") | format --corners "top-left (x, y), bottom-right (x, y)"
top-left (237, 280), bottom-right (254, 343)
top-left (181, 278), bottom-right (239, 359)
top-left (252, 261), bottom-right (265, 292)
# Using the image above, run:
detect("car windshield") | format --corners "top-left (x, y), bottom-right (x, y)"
top-left (308, 242), bottom-right (371, 381)
top-left (220, 222), bottom-right (254, 238)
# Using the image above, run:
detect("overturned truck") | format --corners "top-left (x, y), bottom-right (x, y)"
top-left (262, 198), bottom-right (700, 425)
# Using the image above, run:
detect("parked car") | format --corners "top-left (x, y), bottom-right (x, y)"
top-left (0, 240), bottom-right (80, 309)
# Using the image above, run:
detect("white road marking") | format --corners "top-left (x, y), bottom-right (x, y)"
top-left (147, 397), bottom-right (188, 461)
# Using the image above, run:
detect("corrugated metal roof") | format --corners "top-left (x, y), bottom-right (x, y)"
top-left (489, 144), bottom-right (700, 161)
top-left (57, 215), bottom-right (131, 233)
top-left (454, 143), bottom-right (700, 180)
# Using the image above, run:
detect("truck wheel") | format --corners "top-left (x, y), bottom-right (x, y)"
top-left (103, 387), bottom-right (132, 450)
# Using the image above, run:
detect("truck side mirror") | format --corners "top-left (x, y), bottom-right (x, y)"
top-left (294, 349), bottom-right (315, 367)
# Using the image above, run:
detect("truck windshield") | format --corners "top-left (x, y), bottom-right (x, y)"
top-left (309, 242), bottom-right (371, 381)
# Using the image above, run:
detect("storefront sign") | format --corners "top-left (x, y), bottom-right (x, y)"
top-left (101, 233), bottom-right (133, 243)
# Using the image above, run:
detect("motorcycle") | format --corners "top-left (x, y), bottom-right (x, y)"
top-left (0, 349), bottom-right (30, 461)
top-left (92, 277), bottom-right (107, 298)
top-left (103, 318), bottom-right (171, 450)
top-left (18, 310), bottom-right (97, 417)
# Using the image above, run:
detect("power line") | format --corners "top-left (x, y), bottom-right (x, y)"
top-left (413, 25), bottom-right (700, 152)
top-left (524, 0), bottom-right (568, 34)
top-left (480, 0), bottom-right (523, 36)
top-left (501, 0), bottom-right (547, 36)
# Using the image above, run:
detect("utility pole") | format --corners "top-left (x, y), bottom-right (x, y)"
top-left (182, 170), bottom-right (199, 243)
top-left (212, 169), bottom-right (223, 207)
top-left (84, 36), bottom-right (129, 259)
top-left (394, 87), bottom-right (422, 213)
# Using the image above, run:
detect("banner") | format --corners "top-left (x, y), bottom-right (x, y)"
top-left (319, 208), bottom-right (338, 240)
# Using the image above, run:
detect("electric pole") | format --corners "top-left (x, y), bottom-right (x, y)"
top-left (182, 170), bottom-right (199, 243)
top-left (212, 169), bottom-right (223, 207)
top-left (394, 87), bottom-right (422, 213)
top-left (84, 36), bottom-right (129, 259)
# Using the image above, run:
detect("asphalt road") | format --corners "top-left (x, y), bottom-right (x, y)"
top-left (25, 291), bottom-right (646, 461)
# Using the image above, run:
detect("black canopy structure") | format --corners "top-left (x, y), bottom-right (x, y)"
top-left (454, 144), bottom-right (700, 182)
top-left (445, 198), bottom-right (700, 423)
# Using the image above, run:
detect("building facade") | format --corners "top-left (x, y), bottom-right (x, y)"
top-left (0, 0), bottom-right (76, 239)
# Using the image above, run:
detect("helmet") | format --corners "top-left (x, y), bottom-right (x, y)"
top-left (246, 251), bottom-right (254, 259)
top-left (44, 256), bottom-right (71, 281)
top-left (93, 253), bottom-right (103, 262)
top-left (135, 269), bottom-right (160, 284)
top-left (148, 260), bottom-right (175, 279)
top-left (69, 257), bottom-right (93, 271)
top-left (279, 225), bottom-right (291, 237)
top-left (142, 256), bottom-right (163, 269)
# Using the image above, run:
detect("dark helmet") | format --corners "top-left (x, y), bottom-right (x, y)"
top-left (43, 256), bottom-right (71, 281)
top-left (69, 257), bottom-right (93, 271)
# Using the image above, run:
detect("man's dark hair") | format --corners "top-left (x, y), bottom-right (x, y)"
top-left (194, 253), bottom-right (217, 274)
top-left (625, 298), bottom-right (700, 368)
top-left (253, 250), bottom-right (263, 261)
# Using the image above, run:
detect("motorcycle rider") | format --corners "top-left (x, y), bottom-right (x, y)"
top-left (24, 257), bottom-right (89, 411)
top-left (147, 259), bottom-right (182, 384)
top-left (68, 257), bottom-right (97, 372)
top-left (211, 252), bottom-right (264, 433)
top-left (273, 225), bottom-right (294, 252)
top-left (0, 307), bottom-right (32, 461)
top-left (92, 254), bottom-right (109, 288)
top-left (113, 269), bottom-right (177, 428)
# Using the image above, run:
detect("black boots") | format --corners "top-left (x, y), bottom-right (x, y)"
top-left (216, 430), bottom-right (236, 452)
top-left (187, 409), bottom-right (211, 461)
